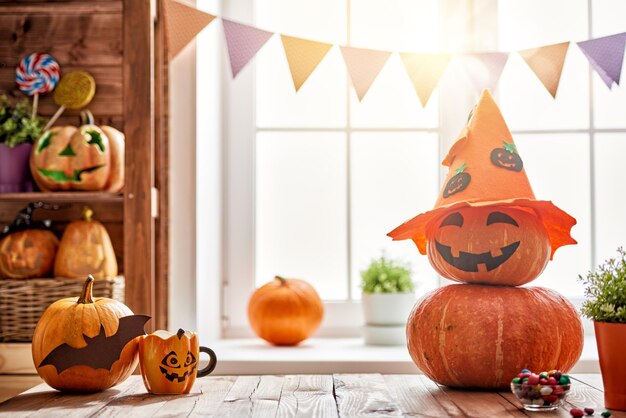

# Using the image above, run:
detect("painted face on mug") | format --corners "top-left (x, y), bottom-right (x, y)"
top-left (139, 329), bottom-right (217, 395)
top-left (426, 206), bottom-right (550, 286)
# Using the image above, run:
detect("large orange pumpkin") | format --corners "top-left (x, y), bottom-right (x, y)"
top-left (30, 110), bottom-right (124, 192)
top-left (32, 276), bottom-right (148, 392)
top-left (54, 206), bottom-right (118, 278)
top-left (426, 206), bottom-right (550, 286)
top-left (406, 284), bottom-right (583, 389)
top-left (248, 276), bottom-right (324, 346)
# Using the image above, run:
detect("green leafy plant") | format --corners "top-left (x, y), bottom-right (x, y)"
top-left (578, 247), bottom-right (626, 323)
top-left (0, 95), bottom-right (47, 148)
top-left (360, 254), bottom-right (415, 294)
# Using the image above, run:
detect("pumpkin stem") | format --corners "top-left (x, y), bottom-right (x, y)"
top-left (77, 275), bottom-right (95, 304)
top-left (82, 206), bottom-right (93, 222)
top-left (80, 110), bottom-right (95, 125)
top-left (176, 328), bottom-right (185, 339)
top-left (275, 276), bottom-right (287, 285)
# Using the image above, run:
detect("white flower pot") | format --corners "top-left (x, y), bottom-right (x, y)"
top-left (361, 292), bottom-right (416, 346)
top-left (362, 292), bottom-right (415, 325)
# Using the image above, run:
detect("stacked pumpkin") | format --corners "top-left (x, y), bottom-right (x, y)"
top-left (388, 90), bottom-right (583, 389)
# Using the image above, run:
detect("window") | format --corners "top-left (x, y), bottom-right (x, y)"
top-left (208, 0), bottom-right (626, 337)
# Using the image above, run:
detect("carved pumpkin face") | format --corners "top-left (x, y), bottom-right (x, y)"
top-left (139, 329), bottom-right (217, 394)
top-left (426, 206), bottom-right (550, 286)
top-left (0, 230), bottom-right (58, 279)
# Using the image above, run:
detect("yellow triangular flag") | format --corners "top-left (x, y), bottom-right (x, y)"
top-left (281, 35), bottom-right (332, 91)
top-left (519, 42), bottom-right (570, 98)
top-left (399, 53), bottom-right (450, 107)
top-left (162, 0), bottom-right (216, 60)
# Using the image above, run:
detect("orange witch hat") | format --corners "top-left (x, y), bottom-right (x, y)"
top-left (388, 89), bottom-right (576, 259)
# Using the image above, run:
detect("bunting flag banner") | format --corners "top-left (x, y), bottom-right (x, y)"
top-left (222, 19), bottom-right (274, 77)
top-left (578, 32), bottom-right (626, 89)
top-left (460, 52), bottom-right (509, 94)
top-left (162, 0), bottom-right (216, 60)
top-left (400, 53), bottom-right (450, 107)
top-left (519, 42), bottom-right (570, 98)
top-left (281, 35), bottom-right (333, 91)
top-left (340, 46), bottom-right (391, 101)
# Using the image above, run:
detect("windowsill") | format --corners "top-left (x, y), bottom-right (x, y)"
top-left (210, 336), bottom-right (600, 375)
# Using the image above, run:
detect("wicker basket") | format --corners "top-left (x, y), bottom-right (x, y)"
top-left (0, 276), bottom-right (125, 342)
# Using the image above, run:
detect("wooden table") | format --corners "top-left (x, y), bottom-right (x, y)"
top-left (0, 374), bottom-right (623, 417)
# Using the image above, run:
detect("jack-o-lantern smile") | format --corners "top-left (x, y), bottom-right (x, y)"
top-left (159, 350), bottom-right (197, 383)
top-left (434, 211), bottom-right (520, 272)
top-left (490, 141), bottom-right (523, 172)
top-left (426, 206), bottom-right (551, 286)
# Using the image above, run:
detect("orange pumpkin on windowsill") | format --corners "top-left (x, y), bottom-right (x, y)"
top-left (30, 110), bottom-right (124, 192)
top-left (248, 276), bottom-right (324, 346)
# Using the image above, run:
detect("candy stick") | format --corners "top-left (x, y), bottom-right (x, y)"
top-left (44, 71), bottom-right (96, 130)
top-left (15, 53), bottom-right (60, 119)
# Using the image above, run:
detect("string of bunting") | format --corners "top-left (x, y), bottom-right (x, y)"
top-left (162, 0), bottom-right (626, 105)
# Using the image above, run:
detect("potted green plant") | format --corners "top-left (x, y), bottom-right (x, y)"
top-left (360, 254), bottom-right (415, 345)
top-left (579, 247), bottom-right (626, 411)
top-left (0, 95), bottom-right (47, 193)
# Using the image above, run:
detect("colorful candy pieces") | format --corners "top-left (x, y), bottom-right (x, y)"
top-left (601, 412), bottom-right (612, 418)
top-left (511, 369), bottom-right (571, 409)
top-left (16, 53), bottom-right (60, 96)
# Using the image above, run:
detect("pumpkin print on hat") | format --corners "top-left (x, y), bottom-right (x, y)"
top-left (388, 89), bottom-right (576, 286)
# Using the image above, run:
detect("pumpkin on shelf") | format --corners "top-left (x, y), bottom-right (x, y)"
top-left (248, 276), bottom-right (323, 346)
top-left (32, 275), bottom-right (150, 393)
top-left (54, 206), bottom-right (118, 279)
top-left (406, 284), bottom-right (583, 389)
top-left (30, 110), bottom-right (124, 192)
top-left (0, 202), bottom-right (59, 279)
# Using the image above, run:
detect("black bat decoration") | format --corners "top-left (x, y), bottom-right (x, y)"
top-left (39, 314), bottom-right (151, 374)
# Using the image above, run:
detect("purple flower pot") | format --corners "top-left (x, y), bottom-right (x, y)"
top-left (0, 143), bottom-right (34, 193)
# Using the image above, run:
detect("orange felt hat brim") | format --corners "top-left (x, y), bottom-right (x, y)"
top-left (387, 198), bottom-right (577, 260)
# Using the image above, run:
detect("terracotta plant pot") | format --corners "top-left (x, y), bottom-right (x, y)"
top-left (595, 321), bottom-right (626, 411)
top-left (0, 143), bottom-right (33, 193)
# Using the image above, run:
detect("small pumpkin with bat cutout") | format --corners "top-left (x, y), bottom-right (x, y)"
top-left (54, 206), bottom-right (118, 279)
top-left (138, 329), bottom-right (217, 394)
top-left (30, 110), bottom-right (124, 192)
top-left (32, 275), bottom-right (150, 392)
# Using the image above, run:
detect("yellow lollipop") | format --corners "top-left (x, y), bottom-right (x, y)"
top-left (45, 71), bottom-right (96, 130)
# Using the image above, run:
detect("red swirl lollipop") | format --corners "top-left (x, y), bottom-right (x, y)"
top-left (16, 53), bottom-right (60, 119)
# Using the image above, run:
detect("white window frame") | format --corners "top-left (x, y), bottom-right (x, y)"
top-left (215, 0), bottom-right (605, 338)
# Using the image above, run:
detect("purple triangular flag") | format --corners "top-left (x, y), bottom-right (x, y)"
top-left (578, 32), bottom-right (626, 89)
top-left (460, 52), bottom-right (509, 93)
top-left (222, 19), bottom-right (274, 77)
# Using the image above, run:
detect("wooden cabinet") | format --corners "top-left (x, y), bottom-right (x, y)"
top-left (0, 0), bottom-right (169, 330)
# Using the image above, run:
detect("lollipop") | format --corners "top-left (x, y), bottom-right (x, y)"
top-left (15, 53), bottom-right (60, 119)
top-left (44, 71), bottom-right (96, 130)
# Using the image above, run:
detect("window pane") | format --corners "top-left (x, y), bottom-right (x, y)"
top-left (594, 134), bottom-right (626, 266)
top-left (591, 0), bottom-right (626, 129)
top-left (255, 0), bottom-right (347, 128)
top-left (498, 0), bottom-right (589, 130)
top-left (256, 132), bottom-right (348, 300)
top-left (349, 0), bottom-right (439, 128)
top-left (350, 132), bottom-right (440, 298)
top-left (515, 134), bottom-right (591, 297)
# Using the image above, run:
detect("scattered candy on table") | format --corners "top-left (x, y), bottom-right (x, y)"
top-left (571, 409), bottom-right (584, 417)
top-left (601, 411), bottom-right (612, 418)
top-left (15, 53), bottom-right (60, 119)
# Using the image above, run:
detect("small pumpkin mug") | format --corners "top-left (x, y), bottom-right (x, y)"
top-left (138, 328), bottom-right (217, 394)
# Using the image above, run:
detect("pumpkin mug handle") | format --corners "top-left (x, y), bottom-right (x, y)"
top-left (197, 346), bottom-right (217, 378)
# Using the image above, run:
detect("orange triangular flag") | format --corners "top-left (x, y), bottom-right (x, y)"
top-left (400, 53), bottom-right (450, 107)
top-left (281, 35), bottom-right (332, 91)
top-left (162, 0), bottom-right (216, 60)
top-left (519, 42), bottom-right (570, 98)
top-left (340, 46), bottom-right (391, 101)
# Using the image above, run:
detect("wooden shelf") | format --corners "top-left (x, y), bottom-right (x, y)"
top-left (0, 192), bottom-right (123, 203)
